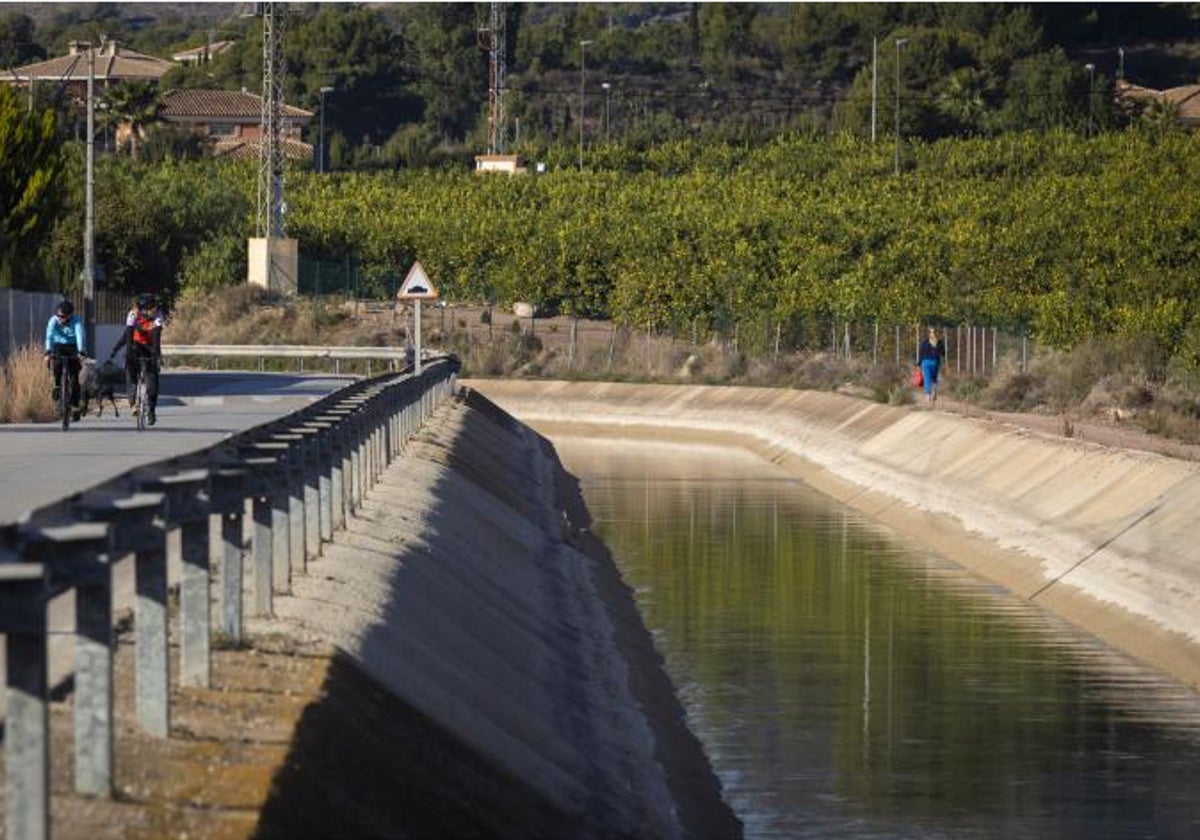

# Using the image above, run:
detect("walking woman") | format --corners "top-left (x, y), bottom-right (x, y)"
top-left (918, 327), bottom-right (945, 403)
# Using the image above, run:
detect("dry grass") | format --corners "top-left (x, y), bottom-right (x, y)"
top-left (1, 344), bottom-right (57, 423)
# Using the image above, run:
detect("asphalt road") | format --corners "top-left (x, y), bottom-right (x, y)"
top-left (0, 371), bottom-right (355, 526)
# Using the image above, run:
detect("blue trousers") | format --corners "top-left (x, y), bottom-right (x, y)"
top-left (921, 359), bottom-right (940, 395)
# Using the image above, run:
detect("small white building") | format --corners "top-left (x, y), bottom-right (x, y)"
top-left (474, 154), bottom-right (526, 175)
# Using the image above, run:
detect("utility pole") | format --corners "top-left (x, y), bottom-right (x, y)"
top-left (871, 37), bottom-right (877, 142)
top-left (1084, 62), bottom-right (1096, 136)
top-left (83, 44), bottom-right (96, 354)
top-left (602, 82), bottom-right (611, 143)
top-left (318, 85), bottom-right (333, 173)
top-left (894, 37), bottom-right (908, 176)
top-left (579, 39), bottom-right (594, 171)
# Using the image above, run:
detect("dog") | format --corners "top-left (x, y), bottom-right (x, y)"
top-left (80, 358), bottom-right (121, 418)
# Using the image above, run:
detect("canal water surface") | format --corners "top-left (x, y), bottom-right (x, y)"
top-left (555, 436), bottom-right (1200, 840)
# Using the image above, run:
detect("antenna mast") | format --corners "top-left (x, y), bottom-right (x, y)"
top-left (483, 2), bottom-right (507, 154)
top-left (255, 1), bottom-right (285, 239)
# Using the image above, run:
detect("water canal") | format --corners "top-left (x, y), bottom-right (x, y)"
top-left (554, 436), bottom-right (1200, 840)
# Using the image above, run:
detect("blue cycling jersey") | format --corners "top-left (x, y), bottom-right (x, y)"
top-left (45, 314), bottom-right (85, 354)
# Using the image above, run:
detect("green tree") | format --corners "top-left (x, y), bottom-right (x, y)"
top-left (0, 11), bottom-right (44, 69)
top-left (101, 81), bottom-right (162, 160)
top-left (0, 85), bottom-right (63, 288)
top-left (402, 4), bottom-right (485, 142)
top-left (284, 5), bottom-right (414, 148)
top-left (998, 49), bottom-right (1087, 133)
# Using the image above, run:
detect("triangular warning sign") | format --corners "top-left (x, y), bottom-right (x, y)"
top-left (397, 260), bottom-right (439, 299)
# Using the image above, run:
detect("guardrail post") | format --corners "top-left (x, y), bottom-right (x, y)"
top-left (401, 387), bottom-right (413, 449)
top-left (372, 398), bottom-right (385, 483)
top-left (382, 391), bottom-right (395, 464)
top-left (242, 443), bottom-right (291, 608)
top-left (358, 402), bottom-right (371, 504)
top-left (291, 427), bottom-right (323, 561)
top-left (341, 395), bottom-right (370, 510)
top-left (77, 491), bottom-right (170, 739)
top-left (1, 557), bottom-right (49, 840)
top-left (302, 419), bottom-right (338, 543)
top-left (208, 462), bottom-right (248, 645)
top-left (136, 547), bottom-right (169, 737)
top-left (136, 468), bottom-right (212, 689)
top-left (268, 431), bottom-right (306, 580)
top-left (18, 522), bottom-right (114, 799)
top-left (315, 409), bottom-right (352, 531)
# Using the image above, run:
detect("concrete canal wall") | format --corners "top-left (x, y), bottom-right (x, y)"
top-left (252, 387), bottom-right (740, 839)
top-left (469, 380), bottom-right (1200, 693)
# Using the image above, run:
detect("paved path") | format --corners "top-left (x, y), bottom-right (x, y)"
top-left (0, 371), bottom-right (354, 526)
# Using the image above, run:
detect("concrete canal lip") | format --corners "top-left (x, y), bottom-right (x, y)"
top-left (469, 379), bottom-right (1200, 694)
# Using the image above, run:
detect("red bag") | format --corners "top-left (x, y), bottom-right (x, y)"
top-left (911, 366), bottom-right (924, 387)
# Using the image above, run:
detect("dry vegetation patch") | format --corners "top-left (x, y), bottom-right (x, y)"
top-left (1, 344), bottom-right (57, 423)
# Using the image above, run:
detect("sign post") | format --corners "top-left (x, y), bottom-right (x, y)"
top-left (396, 261), bottom-right (439, 375)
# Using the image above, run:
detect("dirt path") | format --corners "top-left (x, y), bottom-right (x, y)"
top-left (927, 395), bottom-right (1200, 462)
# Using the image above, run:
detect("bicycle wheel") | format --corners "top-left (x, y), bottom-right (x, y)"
top-left (60, 360), bottom-right (71, 431)
top-left (136, 372), bottom-right (148, 431)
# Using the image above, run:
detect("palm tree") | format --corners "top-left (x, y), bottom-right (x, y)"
top-left (100, 81), bottom-right (162, 160)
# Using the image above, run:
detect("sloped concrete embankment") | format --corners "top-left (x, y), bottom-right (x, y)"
top-left (469, 380), bottom-right (1200, 692)
top-left (253, 388), bottom-right (740, 838)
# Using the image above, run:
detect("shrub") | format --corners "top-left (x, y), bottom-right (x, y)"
top-left (2, 345), bottom-right (56, 423)
top-left (983, 366), bottom-right (1046, 411)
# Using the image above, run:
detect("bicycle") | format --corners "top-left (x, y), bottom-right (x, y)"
top-left (48, 346), bottom-right (80, 432)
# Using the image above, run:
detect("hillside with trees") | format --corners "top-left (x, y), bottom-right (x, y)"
top-left (2, 3), bottom-right (1200, 376)
top-left (4, 3), bottom-right (1200, 163)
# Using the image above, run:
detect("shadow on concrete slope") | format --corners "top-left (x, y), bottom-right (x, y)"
top-left (253, 650), bottom-right (573, 839)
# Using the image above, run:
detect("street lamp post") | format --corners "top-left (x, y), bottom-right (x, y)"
top-left (1084, 63), bottom-right (1095, 136)
top-left (894, 37), bottom-right (908, 176)
top-left (318, 85), bottom-right (334, 173)
top-left (579, 39), bottom-right (594, 171)
top-left (601, 82), bottom-right (611, 143)
top-left (83, 43), bottom-right (96, 354)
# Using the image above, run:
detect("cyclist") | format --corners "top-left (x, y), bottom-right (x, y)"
top-left (44, 298), bottom-right (86, 421)
top-left (108, 292), bottom-right (164, 426)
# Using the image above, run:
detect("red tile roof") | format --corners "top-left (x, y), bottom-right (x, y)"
top-left (6, 43), bottom-right (174, 82)
top-left (161, 88), bottom-right (312, 121)
top-left (1115, 79), bottom-right (1200, 126)
top-left (216, 137), bottom-right (314, 162)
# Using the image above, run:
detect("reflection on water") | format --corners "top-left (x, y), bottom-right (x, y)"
top-left (556, 437), bottom-right (1200, 840)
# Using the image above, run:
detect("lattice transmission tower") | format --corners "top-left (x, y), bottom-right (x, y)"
top-left (480, 2), bottom-right (508, 154)
top-left (255, 1), bottom-right (286, 239)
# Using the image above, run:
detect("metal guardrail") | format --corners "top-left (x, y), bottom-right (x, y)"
top-left (161, 343), bottom-right (417, 376)
top-left (0, 356), bottom-right (460, 840)
top-left (162, 344), bottom-right (412, 361)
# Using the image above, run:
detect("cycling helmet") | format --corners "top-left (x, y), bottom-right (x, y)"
top-left (55, 299), bottom-right (75, 317)
top-left (135, 292), bottom-right (157, 311)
